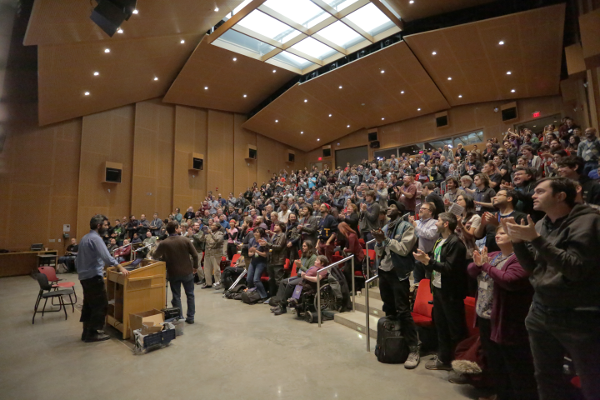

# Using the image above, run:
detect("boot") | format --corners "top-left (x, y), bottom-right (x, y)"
top-left (81, 322), bottom-right (89, 341)
top-left (404, 346), bottom-right (420, 369)
top-left (273, 306), bottom-right (287, 316)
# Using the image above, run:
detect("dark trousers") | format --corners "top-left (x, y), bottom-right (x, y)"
top-left (378, 269), bottom-right (418, 348)
top-left (478, 317), bottom-right (538, 400)
top-left (226, 243), bottom-right (237, 261)
top-left (274, 276), bottom-right (302, 307)
top-left (432, 287), bottom-right (468, 364)
top-left (526, 301), bottom-right (600, 400)
top-left (169, 274), bottom-right (195, 321)
top-left (267, 264), bottom-right (285, 297)
top-left (80, 275), bottom-right (107, 331)
top-left (413, 261), bottom-right (427, 284)
top-left (58, 256), bottom-right (76, 272)
top-left (361, 232), bottom-right (374, 250)
top-left (318, 243), bottom-right (334, 263)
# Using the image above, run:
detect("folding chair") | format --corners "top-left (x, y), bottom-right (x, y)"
top-left (32, 274), bottom-right (75, 324)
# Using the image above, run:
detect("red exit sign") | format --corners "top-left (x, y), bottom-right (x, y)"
top-left (532, 111), bottom-right (541, 118)
top-left (318, 157), bottom-right (322, 161)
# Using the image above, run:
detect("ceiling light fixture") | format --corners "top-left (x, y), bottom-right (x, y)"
top-left (214, 7), bottom-right (219, 12)
top-left (447, 77), bottom-right (452, 80)
top-left (347, 125), bottom-right (350, 128)
top-left (204, 86), bottom-right (208, 90)
top-left (339, 85), bottom-right (342, 89)
top-left (153, 77), bottom-right (158, 81)
top-left (381, 118), bottom-right (385, 120)
top-left (273, 70), bottom-right (276, 73)
top-left (400, 90), bottom-right (405, 94)
top-left (132, 9), bottom-right (138, 14)
top-left (117, 28), bottom-right (123, 34)
top-left (499, 40), bottom-right (505, 45)
top-left (458, 94), bottom-right (463, 98)
top-left (233, 57), bottom-right (237, 61)
top-left (506, 71), bottom-right (512, 75)
top-left (304, 99), bottom-right (308, 103)
top-left (380, 70), bottom-right (385, 74)
top-left (93, 71), bottom-right (99, 76)
top-left (409, 0), bottom-right (414, 3)
top-left (275, 120), bottom-right (278, 123)
top-left (511, 89), bottom-right (516, 93)
top-left (243, 94), bottom-right (247, 98)
top-left (104, 48), bottom-right (110, 53)
top-left (180, 40), bottom-right (185, 44)
top-left (432, 51), bottom-right (437, 55)
top-left (84, 91), bottom-right (90, 96)
top-left (317, 138), bottom-right (320, 141)
top-left (301, 131), bottom-right (304, 134)
top-left (328, 114), bottom-right (332, 117)
top-left (417, 108), bottom-right (421, 111)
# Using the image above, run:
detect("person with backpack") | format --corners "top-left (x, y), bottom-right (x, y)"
top-left (372, 200), bottom-right (419, 369)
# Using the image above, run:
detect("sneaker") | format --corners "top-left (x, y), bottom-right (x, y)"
top-left (268, 298), bottom-right (278, 307)
top-left (195, 280), bottom-right (205, 286)
top-left (201, 285), bottom-right (213, 289)
top-left (263, 298), bottom-right (271, 304)
top-left (425, 356), bottom-right (453, 371)
top-left (84, 330), bottom-right (110, 343)
top-left (213, 282), bottom-right (222, 290)
top-left (404, 348), bottom-right (420, 369)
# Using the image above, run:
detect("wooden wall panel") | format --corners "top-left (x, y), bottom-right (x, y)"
top-left (131, 99), bottom-right (174, 219)
top-left (173, 105), bottom-right (207, 211)
top-left (207, 110), bottom-right (234, 197)
top-left (233, 113), bottom-right (257, 197)
top-left (256, 134), bottom-right (298, 185)
top-left (77, 105), bottom-right (135, 241)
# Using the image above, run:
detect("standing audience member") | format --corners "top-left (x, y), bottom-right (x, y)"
top-left (247, 228), bottom-right (269, 301)
top-left (504, 177), bottom-right (600, 400)
top-left (577, 127), bottom-right (600, 176)
top-left (225, 220), bottom-right (239, 261)
top-left (198, 222), bottom-right (224, 289)
top-left (316, 203), bottom-right (338, 261)
top-left (410, 202), bottom-right (439, 285)
top-left (264, 222), bottom-right (287, 298)
top-left (359, 190), bottom-right (381, 247)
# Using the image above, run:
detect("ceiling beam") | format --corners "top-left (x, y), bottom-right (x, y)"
top-left (312, 33), bottom-right (348, 55)
top-left (231, 24), bottom-right (285, 48)
top-left (206, 0), bottom-right (267, 44)
top-left (370, 0), bottom-right (404, 30)
top-left (341, 19), bottom-right (374, 43)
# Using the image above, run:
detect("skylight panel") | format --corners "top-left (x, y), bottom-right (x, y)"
top-left (323, 0), bottom-right (360, 12)
top-left (271, 51), bottom-right (314, 69)
top-left (217, 30), bottom-right (276, 56)
top-left (236, 10), bottom-right (301, 42)
top-left (316, 20), bottom-right (363, 48)
top-left (344, 3), bottom-right (395, 35)
top-left (290, 37), bottom-right (337, 59)
top-left (263, 0), bottom-right (331, 28)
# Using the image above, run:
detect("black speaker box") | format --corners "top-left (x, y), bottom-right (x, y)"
top-left (370, 141), bottom-right (380, 149)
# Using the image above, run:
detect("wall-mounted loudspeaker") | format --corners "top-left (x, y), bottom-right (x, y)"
top-left (288, 153), bottom-right (295, 162)
top-left (436, 111), bottom-right (449, 128)
top-left (501, 102), bottom-right (518, 122)
top-left (368, 130), bottom-right (378, 142)
top-left (103, 161), bottom-right (122, 183)
top-left (189, 153), bottom-right (204, 171)
top-left (322, 145), bottom-right (332, 158)
top-left (370, 141), bottom-right (380, 149)
top-left (246, 145), bottom-right (258, 160)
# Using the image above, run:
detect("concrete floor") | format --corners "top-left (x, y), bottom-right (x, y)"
top-left (0, 274), bottom-right (483, 400)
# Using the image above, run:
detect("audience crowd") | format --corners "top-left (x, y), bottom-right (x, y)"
top-left (76, 117), bottom-right (600, 400)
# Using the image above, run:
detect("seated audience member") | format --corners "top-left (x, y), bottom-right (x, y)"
top-left (414, 213), bottom-right (469, 371)
top-left (139, 231), bottom-right (156, 258)
top-left (577, 127), bottom-right (600, 176)
top-left (269, 241), bottom-right (317, 315)
top-left (114, 239), bottom-right (131, 263)
top-left (468, 226), bottom-right (537, 400)
top-left (153, 221), bottom-right (199, 324)
top-left (504, 177), bottom-right (600, 400)
top-left (198, 222), bottom-right (225, 289)
top-left (107, 238), bottom-right (118, 254)
top-left (373, 201), bottom-right (420, 369)
top-left (410, 202), bottom-right (439, 285)
top-left (443, 177), bottom-right (466, 208)
top-left (58, 238), bottom-right (79, 272)
top-left (336, 222), bottom-right (364, 291)
top-left (557, 155), bottom-right (600, 206)
top-left (263, 222), bottom-right (287, 298)
top-left (131, 232), bottom-right (142, 244)
top-left (247, 228), bottom-right (269, 300)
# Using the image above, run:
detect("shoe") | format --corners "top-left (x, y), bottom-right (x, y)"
top-left (201, 285), bottom-right (213, 289)
top-left (84, 330), bottom-right (110, 343)
top-left (263, 298), bottom-right (271, 304)
top-left (81, 323), bottom-right (89, 341)
top-left (185, 318), bottom-right (194, 324)
top-left (425, 356), bottom-right (453, 371)
top-left (404, 347), bottom-right (420, 369)
top-left (213, 282), bottom-right (222, 289)
top-left (268, 298), bottom-right (278, 307)
top-left (195, 280), bottom-right (205, 286)
top-left (273, 306), bottom-right (287, 316)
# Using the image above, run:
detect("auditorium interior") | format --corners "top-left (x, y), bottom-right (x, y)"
top-left (1, 0), bottom-right (600, 399)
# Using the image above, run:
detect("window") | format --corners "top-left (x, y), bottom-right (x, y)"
top-left (453, 130), bottom-right (484, 147)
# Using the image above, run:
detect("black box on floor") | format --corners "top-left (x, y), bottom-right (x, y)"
top-left (162, 307), bottom-right (181, 320)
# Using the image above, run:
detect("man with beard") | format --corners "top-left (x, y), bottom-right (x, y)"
top-left (286, 213), bottom-right (300, 263)
top-left (316, 203), bottom-right (338, 262)
top-left (197, 222), bottom-right (224, 289)
top-left (297, 205), bottom-right (318, 246)
top-left (77, 215), bottom-right (130, 342)
top-left (372, 201), bottom-right (420, 369)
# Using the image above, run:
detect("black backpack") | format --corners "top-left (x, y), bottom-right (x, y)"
top-left (224, 284), bottom-right (247, 299)
top-left (241, 288), bottom-right (262, 304)
top-left (374, 317), bottom-right (409, 364)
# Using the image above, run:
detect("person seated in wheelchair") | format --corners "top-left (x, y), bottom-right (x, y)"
top-left (270, 255), bottom-right (329, 316)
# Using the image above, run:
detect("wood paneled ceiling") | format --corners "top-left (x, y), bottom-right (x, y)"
top-left (38, 33), bottom-right (203, 126)
top-left (242, 41), bottom-right (450, 152)
top-left (163, 36), bottom-right (298, 114)
top-left (404, 3), bottom-right (566, 107)
top-left (383, 0), bottom-right (495, 22)
top-left (24, 0), bottom-right (246, 46)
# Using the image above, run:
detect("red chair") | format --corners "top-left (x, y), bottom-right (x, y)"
top-left (231, 253), bottom-right (241, 266)
top-left (411, 279), bottom-right (434, 327)
top-left (363, 249), bottom-right (376, 262)
top-left (464, 296), bottom-right (479, 337)
top-left (283, 259), bottom-right (290, 271)
top-left (38, 267), bottom-right (77, 304)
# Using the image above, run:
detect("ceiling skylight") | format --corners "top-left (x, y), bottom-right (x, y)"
top-left (324, 0), bottom-right (360, 12)
top-left (236, 10), bottom-right (301, 43)
top-left (270, 51), bottom-right (315, 69)
top-left (263, 0), bottom-right (330, 28)
top-left (290, 37), bottom-right (338, 59)
top-left (215, 29), bottom-right (276, 56)
top-left (316, 20), bottom-right (363, 48)
top-left (344, 3), bottom-right (396, 36)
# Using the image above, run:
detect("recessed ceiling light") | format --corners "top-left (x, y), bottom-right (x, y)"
top-left (447, 77), bottom-right (452, 80)
top-left (380, 70), bottom-right (385, 74)
top-left (117, 28), bottom-right (123, 34)
top-left (458, 94), bottom-right (463, 98)
top-left (409, 0), bottom-right (414, 3)
top-left (153, 77), bottom-right (158, 81)
top-left (432, 51), bottom-right (437, 55)
top-left (301, 131), bottom-right (304, 134)
top-left (304, 99), bottom-right (308, 103)
top-left (317, 138), bottom-right (320, 141)
top-left (347, 125), bottom-right (350, 128)
top-left (204, 86), bottom-right (208, 90)
top-left (337, 143), bottom-right (340, 145)
top-left (328, 114), bottom-right (332, 117)
top-left (506, 71), bottom-right (512, 75)
top-left (272, 69), bottom-right (276, 73)
top-left (499, 40), bottom-right (505, 45)
top-left (381, 117), bottom-right (385, 120)
top-left (275, 120), bottom-right (278, 123)
top-left (84, 91), bottom-right (90, 96)
top-left (400, 90), bottom-right (405, 94)
top-left (132, 9), bottom-right (138, 14)
top-left (104, 48), bottom-right (110, 53)
top-left (511, 89), bottom-right (516, 93)
top-left (93, 71), bottom-right (99, 76)
top-left (214, 7), bottom-right (219, 12)
top-left (243, 94), bottom-right (247, 98)
top-left (180, 40), bottom-right (185, 44)
top-left (417, 108), bottom-right (421, 111)
top-left (339, 85), bottom-right (342, 89)
top-left (233, 57), bottom-right (237, 61)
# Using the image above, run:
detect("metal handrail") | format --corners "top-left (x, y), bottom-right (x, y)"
top-left (364, 274), bottom-right (379, 352)
top-left (365, 239), bottom-right (376, 282)
top-left (316, 254), bottom-right (355, 327)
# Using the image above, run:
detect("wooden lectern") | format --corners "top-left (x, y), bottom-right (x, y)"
top-left (106, 259), bottom-right (166, 339)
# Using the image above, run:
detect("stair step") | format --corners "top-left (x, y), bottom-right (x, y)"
top-left (362, 286), bottom-right (381, 301)
top-left (353, 296), bottom-right (385, 317)
top-left (334, 310), bottom-right (378, 338)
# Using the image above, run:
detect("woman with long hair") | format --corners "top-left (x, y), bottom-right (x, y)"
top-left (336, 222), bottom-right (364, 291)
top-left (342, 201), bottom-right (359, 233)
top-left (247, 227), bottom-right (269, 300)
top-left (455, 194), bottom-right (481, 260)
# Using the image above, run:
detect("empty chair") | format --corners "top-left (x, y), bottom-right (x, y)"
top-left (38, 266), bottom-right (77, 304)
top-left (32, 273), bottom-right (75, 324)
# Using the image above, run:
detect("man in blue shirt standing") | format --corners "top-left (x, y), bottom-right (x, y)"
top-left (77, 215), bottom-right (129, 342)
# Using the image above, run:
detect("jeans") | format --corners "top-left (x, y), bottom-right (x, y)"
top-left (169, 274), bottom-right (195, 321)
top-left (478, 317), bottom-right (538, 400)
top-left (526, 301), bottom-right (600, 400)
top-left (247, 260), bottom-right (268, 299)
top-left (378, 269), bottom-right (418, 348)
top-left (58, 255), bottom-right (76, 272)
top-left (80, 275), bottom-right (108, 331)
top-left (432, 287), bottom-right (468, 364)
top-left (267, 264), bottom-right (284, 297)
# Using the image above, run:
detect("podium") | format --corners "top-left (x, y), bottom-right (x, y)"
top-left (106, 259), bottom-right (166, 339)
